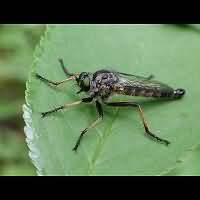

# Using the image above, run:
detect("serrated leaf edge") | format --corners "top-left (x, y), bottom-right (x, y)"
top-left (23, 25), bottom-right (53, 175)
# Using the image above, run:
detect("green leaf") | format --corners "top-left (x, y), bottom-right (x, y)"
top-left (165, 144), bottom-right (200, 175)
top-left (24, 25), bottom-right (200, 175)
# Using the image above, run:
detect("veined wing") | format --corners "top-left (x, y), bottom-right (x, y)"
top-left (115, 71), bottom-right (172, 88)
top-left (112, 71), bottom-right (174, 97)
top-left (116, 71), bottom-right (154, 81)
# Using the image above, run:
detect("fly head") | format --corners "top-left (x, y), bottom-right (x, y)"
top-left (76, 72), bottom-right (91, 94)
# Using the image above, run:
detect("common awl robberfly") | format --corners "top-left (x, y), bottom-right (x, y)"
top-left (35, 59), bottom-right (185, 151)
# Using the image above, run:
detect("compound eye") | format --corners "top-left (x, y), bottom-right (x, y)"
top-left (82, 77), bottom-right (90, 88)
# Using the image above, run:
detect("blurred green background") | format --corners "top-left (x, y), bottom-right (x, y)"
top-left (0, 25), bottom-right (46, 175)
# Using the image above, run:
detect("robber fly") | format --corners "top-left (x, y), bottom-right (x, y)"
top-left (35, 58), bottom-right (185, 151)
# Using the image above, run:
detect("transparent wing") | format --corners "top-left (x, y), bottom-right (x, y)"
top-left (113, 70), bottom-right (173, 90)
top-left (116, 71), bottom-right (153, 81)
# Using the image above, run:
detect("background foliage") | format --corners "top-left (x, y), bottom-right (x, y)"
top-left (24, 25), bottom-right (200, 175)
top-left (0, 25), bottom-right (45, 175)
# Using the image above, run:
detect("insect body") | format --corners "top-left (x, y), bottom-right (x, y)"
top-left (36, 59), bottom-right (185, 151)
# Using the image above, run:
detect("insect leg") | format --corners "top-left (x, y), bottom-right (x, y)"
top-left (35, 73), bottom-right (76, 86)
top-left (41, 97), bottom-right (93, 118)
top-left (58, 58), bottom-right (74, 76)
top-left (104, 101), bottom-right (170, 146)
top-left (72, 101), bottom-right (103, 152)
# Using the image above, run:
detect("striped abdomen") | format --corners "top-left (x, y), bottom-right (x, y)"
top-left (114, 81), bottom-right (185, 99)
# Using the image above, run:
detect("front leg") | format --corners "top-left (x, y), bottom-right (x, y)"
top-left (35, 73), bottom-right (76, 86)
top-left (58, 58), bottom-right (74, 77)
top-left (104, 101), bottom-right (170, 146)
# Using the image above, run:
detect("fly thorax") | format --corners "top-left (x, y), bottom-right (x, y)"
top-left (91, 71), bottom-right (118, 99)
top-left (99, 73), bottom-right (118, 86)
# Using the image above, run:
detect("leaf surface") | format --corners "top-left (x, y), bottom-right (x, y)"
top-left (24, 25), bottom-right (200, 175)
